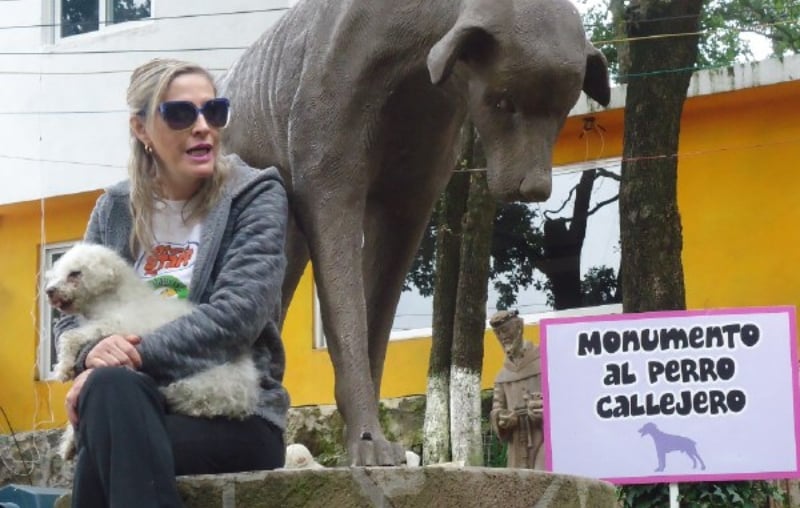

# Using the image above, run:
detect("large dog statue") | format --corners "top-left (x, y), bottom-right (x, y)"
top-left (219, 0), bottom-right (610, 465)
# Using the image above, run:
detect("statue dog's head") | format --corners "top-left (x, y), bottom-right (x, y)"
top-left (428, 0), bottom-right (610, 203)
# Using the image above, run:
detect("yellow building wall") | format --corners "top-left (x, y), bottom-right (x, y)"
top-left (679, 82), bottom-right (800, 311)
top-left (2, 80), bottom-right (799, 430)
top-left (0, 192), bottom-right (99, 433)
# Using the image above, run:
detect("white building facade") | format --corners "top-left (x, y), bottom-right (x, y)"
top-left (0, 0), bottom-right (291, 206)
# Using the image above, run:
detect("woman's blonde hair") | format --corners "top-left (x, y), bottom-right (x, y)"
top-left (126, 58), bottom-right (230, 254)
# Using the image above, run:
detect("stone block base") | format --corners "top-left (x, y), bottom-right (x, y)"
top-left (56, 467), bottom-right (617, 507)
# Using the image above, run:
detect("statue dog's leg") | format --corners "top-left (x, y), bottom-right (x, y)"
top-left (362, 182), bottom-right (449, 396)
top-left (361, 90), bottom-right (464, 398)
top-left (362, 205), bottom-right (430, 395)
top-left (360, 193), bottom-right (442, 466)
top-left (280, 210), bottom-right (310, 328)
top-left (293, 179), bottom-right (399, 466)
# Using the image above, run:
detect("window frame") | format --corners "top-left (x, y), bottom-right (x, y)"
top-left (37, 241), bottom-right (76, 381)
top-left (50, 0), bottom-right (153, 42)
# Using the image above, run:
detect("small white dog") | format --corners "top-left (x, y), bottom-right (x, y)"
top-left (46, 242), bottom-right (260, 459)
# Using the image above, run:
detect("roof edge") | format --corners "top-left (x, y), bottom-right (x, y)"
top-left (570, 52), bottom-right (800, 117)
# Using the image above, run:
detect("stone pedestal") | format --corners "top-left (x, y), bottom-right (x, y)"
top-left (177, 467), bottom-right (616, 508)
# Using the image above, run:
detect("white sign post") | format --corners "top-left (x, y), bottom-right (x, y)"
top-left (669, 483), bottom-right (679, 507)
top-left (541, 306), bottom-right (800, 486)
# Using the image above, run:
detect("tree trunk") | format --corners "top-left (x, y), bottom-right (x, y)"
top-left (450, 128), bottom-right (495, 466)
top-left (422, 169), bottom-right (469, 465)
top-left (620, 0), bottom-right (703, 313)
top-left (610, 0), bottom-right (631, 82)
top-left (539, 169), bottom-right (597, 310)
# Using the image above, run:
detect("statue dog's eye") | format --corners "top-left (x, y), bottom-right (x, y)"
top-left (495, 95), bottom-right (516, 113)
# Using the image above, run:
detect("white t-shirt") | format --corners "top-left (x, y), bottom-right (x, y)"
top-left (134, 199), bottom-right (203, 300)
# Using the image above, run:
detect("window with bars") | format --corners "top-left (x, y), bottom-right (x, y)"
top-left (38, 242), bottom-right (75, 380)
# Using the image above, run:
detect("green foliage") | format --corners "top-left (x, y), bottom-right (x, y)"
top-left (405, 184), bottom-right (621, 311)
top-left (578, 0), bottom-right (622, 78)
top-left (700, 1), bottom-right (751, 67)
top-left (480, 389), bottom-right (508, 467)
top-left (483, 430), bottom-right (508, 468)
top-left (530, 263), bottom-right (621, 309)
top-left (404, 211), bottom-right (438, 298)
top-left (576, 0), bottom-right (799, 84)
top-left (708, 0), bottom-right (800, 56)
top-left (489, 203), bottom-right (543, 309)
top-left (619, 481), bottom-right (785, 508)
top-left (581, 266), bottom-right (621, 307)
top-left (404, 201), bottom-right (545, 307)
top-left (619, 483), bottom-right (670, 508)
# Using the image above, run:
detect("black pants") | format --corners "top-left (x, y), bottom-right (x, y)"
top-left (71, 367), bottom-right (285, 508)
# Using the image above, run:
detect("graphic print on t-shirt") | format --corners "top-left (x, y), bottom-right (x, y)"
top-left (135, 242), bottom-right (198, 299)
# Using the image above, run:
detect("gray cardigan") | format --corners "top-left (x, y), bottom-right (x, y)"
top-left (55, 155), bottom-right (290, 430)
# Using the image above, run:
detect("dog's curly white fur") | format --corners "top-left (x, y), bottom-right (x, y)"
top-left (46, 243), bottom-right (260, 459)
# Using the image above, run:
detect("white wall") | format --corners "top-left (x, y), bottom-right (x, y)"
top-left (0, 0), bottom-right (290, 205)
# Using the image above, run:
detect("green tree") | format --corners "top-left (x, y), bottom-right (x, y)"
top-left (406, 168), bottom-right (621, 313)
top-left (422, 124), bottom-right (494, 466)
top-left (421, 167), bottom-right (468, 465)
top-left (579, 0), bottom-right (800, 83)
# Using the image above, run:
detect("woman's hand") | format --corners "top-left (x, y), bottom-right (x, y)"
top-left (66, 368), bottom-right (93, 426)
top-left (85, 335), bottom-right (142, 369)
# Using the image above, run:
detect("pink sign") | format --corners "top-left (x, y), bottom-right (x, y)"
top-left (540, 306), bottom-right (800, 484)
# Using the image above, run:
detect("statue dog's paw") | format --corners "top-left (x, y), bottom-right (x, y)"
top-left (350, 432), bottom-right (407, 466)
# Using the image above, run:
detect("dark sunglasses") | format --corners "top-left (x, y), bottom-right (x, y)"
top-left (146, 98), bottom-right (231, 131)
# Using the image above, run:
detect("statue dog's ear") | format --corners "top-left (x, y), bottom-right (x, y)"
top-left (583, 42), bottom-right (611, 107)
top-left (428, 24), bottom-right (497, 86)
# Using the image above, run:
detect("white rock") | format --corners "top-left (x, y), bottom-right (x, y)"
top-left (284, 443), bottom-right (324, 469)
top-left (405, 450), bottom-right (421, 467)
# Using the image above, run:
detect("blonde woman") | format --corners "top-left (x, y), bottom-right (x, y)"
top-left (55, 58), bottom-right (289, 507)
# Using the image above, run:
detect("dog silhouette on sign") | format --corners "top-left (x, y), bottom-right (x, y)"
top-left (638, 422), bottom-right (706, 472)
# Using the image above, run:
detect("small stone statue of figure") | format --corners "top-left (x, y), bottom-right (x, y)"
top-left (489, 310), bottom-right (545, 469)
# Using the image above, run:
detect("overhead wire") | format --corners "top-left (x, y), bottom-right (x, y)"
top-left (592, 18), bottom-right (799, 47)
